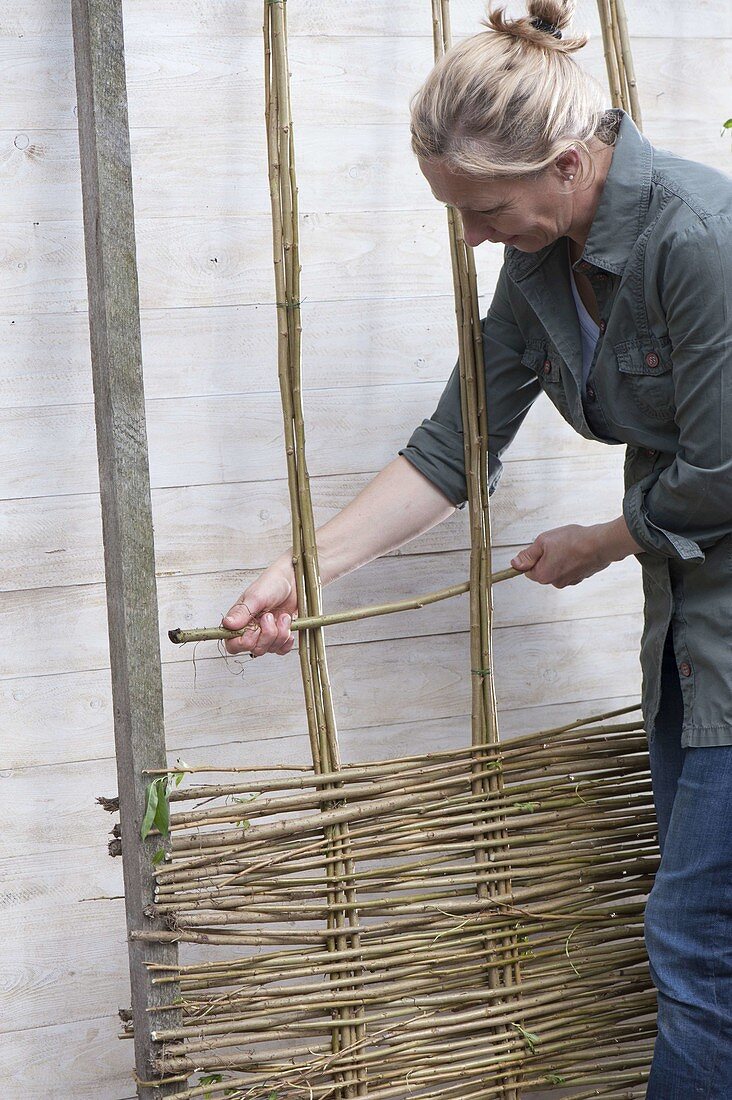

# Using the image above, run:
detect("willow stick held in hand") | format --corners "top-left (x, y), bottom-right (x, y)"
top-left (168, 566), bottom-right (520, 644)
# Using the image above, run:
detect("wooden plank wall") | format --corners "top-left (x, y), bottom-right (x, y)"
top-left (1, 2), bottom-right (729, 1096)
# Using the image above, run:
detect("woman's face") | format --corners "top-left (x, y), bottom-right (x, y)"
top-left (419, 156), bottom-right (576, 253)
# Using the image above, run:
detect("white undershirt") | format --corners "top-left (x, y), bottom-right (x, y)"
top-left (568, 255), bottom-right (600, 391)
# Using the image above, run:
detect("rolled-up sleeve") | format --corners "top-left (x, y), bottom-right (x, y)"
top-left (398, 262), bottom-right (540, 509)
top-left (622, 214), bottom-right (732, 563)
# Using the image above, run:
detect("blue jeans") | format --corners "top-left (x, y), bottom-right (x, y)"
top-left (644, 626), bottom-right (732, 1097)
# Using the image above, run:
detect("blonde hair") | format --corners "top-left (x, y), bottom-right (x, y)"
top-left (411, 1), bottom-right (617, 185)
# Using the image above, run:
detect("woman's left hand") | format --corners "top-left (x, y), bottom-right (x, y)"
top-left (510, 517), bottom-right (642, 588)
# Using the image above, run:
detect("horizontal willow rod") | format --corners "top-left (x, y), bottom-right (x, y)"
top-left (150, 947), bottom-right (648, 1028)
top-left (155, 991), bottom-right (656, 1086)
top-left (153, 984), bottom-right (653, 1059)
top-left (142, 713), bottom-right (645, 778)
top-left (157, 1027), bottom-right (654, 1100)
top-left (148, 912), bottom-right (646, 986)
top-left (151, 967), bottom-right (650, 1048)
top-left (153, 813), bottom-right (655, 889)
top-left (153, 936), bottom-right (647, 1007)
top-left (168, 567), bottom-right (520, 644)
top-left (158, 921), bottom-right (646, 985)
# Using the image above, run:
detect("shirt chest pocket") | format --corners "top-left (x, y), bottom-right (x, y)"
top-left (613, 336), bottom-right (676, 422)
top-left (520, 342), bottom-right (572, 420)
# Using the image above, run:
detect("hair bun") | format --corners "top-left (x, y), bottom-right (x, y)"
top-left (530, 16), bottom-right (563, 39)
top-left (483, 2), bottom-right (587, 55)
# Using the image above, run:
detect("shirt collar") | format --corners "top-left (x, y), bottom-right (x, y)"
top-left (506, 108), bottom-right (654, 282)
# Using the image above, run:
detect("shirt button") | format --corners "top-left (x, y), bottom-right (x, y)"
top-left (599, 319), bottom-right (607, 334)
top-left (542, 358), bottom-right (552, 375)
top-left (645, 448), bottom-right (658, 458)
top-left (644, 351), bottom-right (661, 369)
top-left (679, 662), bottom-right (692, 677)
top-left (586, 385), bottom-right (596, 401)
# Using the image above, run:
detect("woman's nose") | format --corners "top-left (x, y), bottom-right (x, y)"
top-left (461, 216), bottom-right (493, 248)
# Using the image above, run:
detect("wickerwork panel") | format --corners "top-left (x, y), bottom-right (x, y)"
top-left (135, 712), bottom-right (657, 1098)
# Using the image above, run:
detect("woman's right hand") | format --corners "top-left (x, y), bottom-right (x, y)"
top-left (221, 560), bottom-right (298, 657)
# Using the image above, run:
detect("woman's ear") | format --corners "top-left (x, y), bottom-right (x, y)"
top-left (554, 147), bottom-right (582, 183)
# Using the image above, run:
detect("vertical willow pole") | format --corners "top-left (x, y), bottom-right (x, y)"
top-left (263, 3), bottom-right (368, 1095)
top-left (598, 0), bottom-right (642, 127)
top-left (431, 5), bottom-right (525, 1097)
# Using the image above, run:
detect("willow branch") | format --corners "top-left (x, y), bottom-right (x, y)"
top-left (168, 567), bottom-right (520, 644)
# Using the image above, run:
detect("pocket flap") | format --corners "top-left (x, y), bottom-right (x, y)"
top-left (520, 344), bottom-right (548, 374)
top-left (614, 337), bottom-right (672, 376)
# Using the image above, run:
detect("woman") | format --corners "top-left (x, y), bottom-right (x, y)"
top-left (222, 3), bottom-right (732, 1094)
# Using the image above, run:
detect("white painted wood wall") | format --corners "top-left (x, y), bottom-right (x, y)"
top-left (1, 2), bottom-right (729, 1096)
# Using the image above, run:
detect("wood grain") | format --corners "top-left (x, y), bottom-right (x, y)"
top-left (0, 541), bottom-right (642, 680)
top-left (0, 855), bottom-right (128, 1034)
top-left (1, 445), bottom-right (628, 597)
top-left (3, 118), bottom-right (730, 225)
top-left (1, 610), bottom-right (642, 774)
top-left (70, 2), bottom-right (182, 1093)
top-left (0, 385), bottom-right (611, 499)
top-left (0, 1013), bottom-right (134, 1099)
top-left (0, 32), bottom-right (729, 130)
top-left (0, 208), bottom-right (507, 312)
top-left (0, 387), bottom-right (607, 499)
top-left (0, 296), bottom-right (477, 408)
top-left (2, 1), bottom-right (728, 39)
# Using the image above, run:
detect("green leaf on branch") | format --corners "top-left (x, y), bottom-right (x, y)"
top-left (199, 1074), bottom-right (223, 1099)
top-left (227, 791), bottom-right (259, 831)
top-left (141, 779), bottom-right (160, 840)
top-left (154, 784), bottom-right (170, 838)
top-left (141, 764), bottom-right (188, 856)
top-left (511, 1021), bottom-right (540, 1054)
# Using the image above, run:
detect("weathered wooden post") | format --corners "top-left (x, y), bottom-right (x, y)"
top-left (70, 2), bottom-right (186, 1095)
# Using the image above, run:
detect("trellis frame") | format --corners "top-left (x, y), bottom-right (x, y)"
top-left (73, 1), bottom-right (647, 1097)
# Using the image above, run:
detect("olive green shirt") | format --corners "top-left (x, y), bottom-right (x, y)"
top-left (398, 109), bottom-right (732, 747)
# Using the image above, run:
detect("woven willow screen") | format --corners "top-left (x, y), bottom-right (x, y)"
top-left (129, 3), bottom-right (657, 1097)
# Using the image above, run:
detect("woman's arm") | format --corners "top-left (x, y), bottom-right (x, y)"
top-left (223, 259), bottom-right (540, 655)
top-left (221, 456), bottom-right (457, 656)
top-left (278, 454), bottom-right (458, 587)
